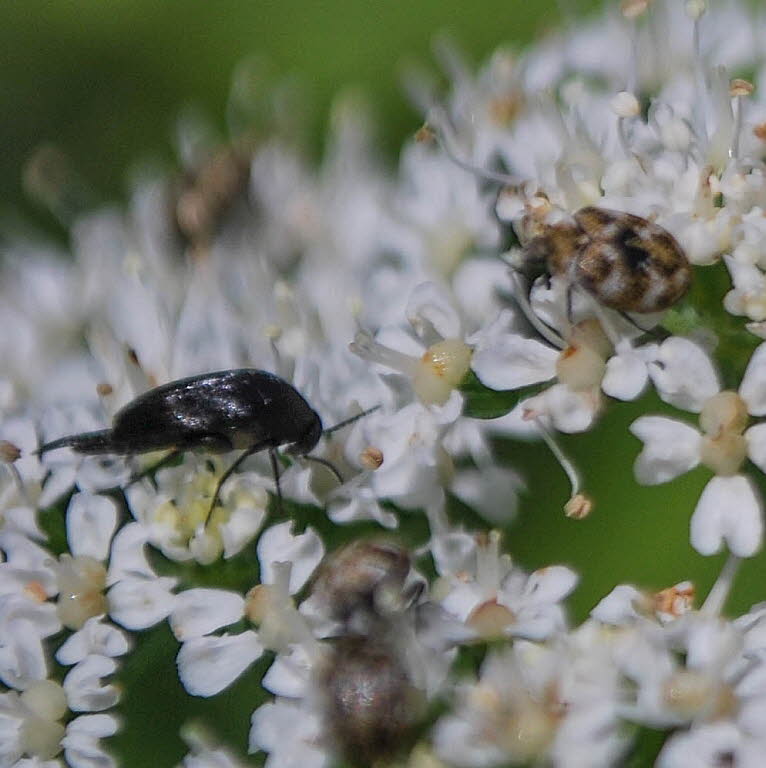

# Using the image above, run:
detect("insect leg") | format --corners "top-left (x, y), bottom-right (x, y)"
top-left (206, 440), bottom-right (273, 524)
top-left (127, 434), bottom-right (235, 488)
top-left (269, 448), bottom-right (283, 514)
top-left (617, 310), bottom-right (662, 339)
top-left (125, 449), bottom-right (183, 487)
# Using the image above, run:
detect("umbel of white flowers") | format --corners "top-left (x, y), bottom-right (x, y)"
top-left (3, 0), bottom-right (766, 766)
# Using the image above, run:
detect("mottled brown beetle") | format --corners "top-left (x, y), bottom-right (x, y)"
top-left (519, 207), bottom-right (692, 314)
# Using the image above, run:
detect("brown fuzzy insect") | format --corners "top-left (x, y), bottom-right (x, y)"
top-left (520, 207), bottom-right (692, 313)
top-left (310, 539), bottom-right (414, 624)
top-left (173, 138), bottom-right (254, 253)
top-left (317, 636), bottom-right (425, 765)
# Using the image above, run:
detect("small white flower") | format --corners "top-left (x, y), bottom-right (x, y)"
top-left (55, 616), bottom-right (130, 666)
top-left (124, 456), bottom-right (270, 565)
top-left (473, 301), bottom-right (654, 435)
top-left (63, 656), bottom-right (120, 713)
top-left (178, 724), bottom-right (250, 768)
top-left (631, 339), bottom-right (766, 556)
top-left (249, 699), bottom-right (329, 768)
top-left (257, 522), bottom-right (324, 596)
top-left (430, 521), bottom-right (577, 641)
top-left (175, 522), bottom-right (323, 697)
top-left (61, 713), bottom-right (119, 768)
top-left (350, 282), bottom-right (472, 410)
top-left (657, 722), bottom-right (762, 768)
top-left (0, 678), bottom-right (119, 768)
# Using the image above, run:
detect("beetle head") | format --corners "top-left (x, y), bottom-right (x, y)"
top-left (285, 410), bottom-right (323, 456)
top-left (509, 235), bottom-right (550, 282)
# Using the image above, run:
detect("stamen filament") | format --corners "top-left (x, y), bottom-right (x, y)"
top-left (532, 417), bottom-right (581, 499)
top-left (350, 331), bottom-right (420, 377)
top-left (582, 293), bottom-right (623, 348)
top-left (7, 463), bottom-right (32, 507)
top-left (701, 552), bottom-right (741, 616)
top-left (689, 4), bottom-right (710, 144)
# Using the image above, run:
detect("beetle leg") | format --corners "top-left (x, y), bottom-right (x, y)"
top-left (269, 448), bottom-right (283, 515)
top-left (206, 439), bottom-right (273, 524)
top-left (125, 449), bottom-right (183, 487)
top-left (126, 433), bottom-right (235, 488)
top-left (617, 310), bottom-right (662, 339)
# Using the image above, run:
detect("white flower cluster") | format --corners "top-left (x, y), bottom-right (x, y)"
top-left (3, 0), bottom-right (766, 766)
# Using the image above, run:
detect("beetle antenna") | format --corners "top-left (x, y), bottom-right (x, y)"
top-left (303, 455), bottom-right (344, 484)
top-left (323, 405), bottom-right (380, 436)
top-left (425, 107), bottom-right (524, 187)
top-left (508, 270), bottom-right (566, 348)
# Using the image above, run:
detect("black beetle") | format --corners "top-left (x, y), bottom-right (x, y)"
top-left (37, 369), bottom-right (375, 515)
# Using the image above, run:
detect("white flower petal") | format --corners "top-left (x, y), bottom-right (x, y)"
top-left (602, 344), bottom-right (652, 401)
top-left (177, 632), bottom-right (263, 697)
top-left (691, 475), bottom-right (763, 557)
top-left (656, 722), bottom-right (742, 768)
top-left (219, 503), bottom-right (267, 560)
top-left (472, 334), bottom-right (558, 390)
top-left (648, 338), bottom-right (720, 412)
top-left (56, 617), bottom-right (130, 666)
top-left (170, 589), bottom-right (245, 641)
top-left (429, 389), bottom-right (464, 425)
top-left (406, 281), bottom-right (462, 342)
top-left (0, 532), bottom-right (52, 571)
top-left (545, 384), bottom-right (601, 433)
top-left (75, 455), bottom-right (131, 494)
top-left (249, 700), bottom-right (326, 767)
top-left (257, 523), bottom-right (324, 594)
top-left (740, 343), bottom-right (766, 415)
top-left (521, 566), bottom-right (578, 606)
top-left (327, 483), bottom-right (399, 528)
top-left (107, 577), bottom-right (176, 630)
top-left (261, 645), bottom-right (312, 698)
top-left (38, 465), bottom-right (76, 508)
top-left (450, 466), bottom-right (522, 525)
top-left (106, 523), bottom-right (156, 584)
top-left (746, 423), bottom-right (766, 473)
top-left (66, 713), bottom-right (120, 739)
top-left (429, 521), bottom-right (478, 578)
top-left (63, 656), bottom-right (119, 712)
top-left (509, 604), bottom-right (568, 641)
top-left (630, 416), bottom-right (701, 484)
top-left (66, 492), bottom-right (118, 562)
top-left (453, 258), bottom-right (512, 328)
top-left (279, 464), bottom-right (321, 508)
top-left (63, 714), bottom-right (119, 768)
top-left (0, 560), bottom-right (57, 601)
top-left (0, 619), bottom-right (48, 688)
top-left (0, 593), bottom-right (61, 638)
top-left (592, 585), bottom-right (645, 625)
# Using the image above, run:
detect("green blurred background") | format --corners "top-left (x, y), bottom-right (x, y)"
top-left (5, 1), bottom-right (765, 765)
top-left (1, 0), bottom-right (571, 235)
